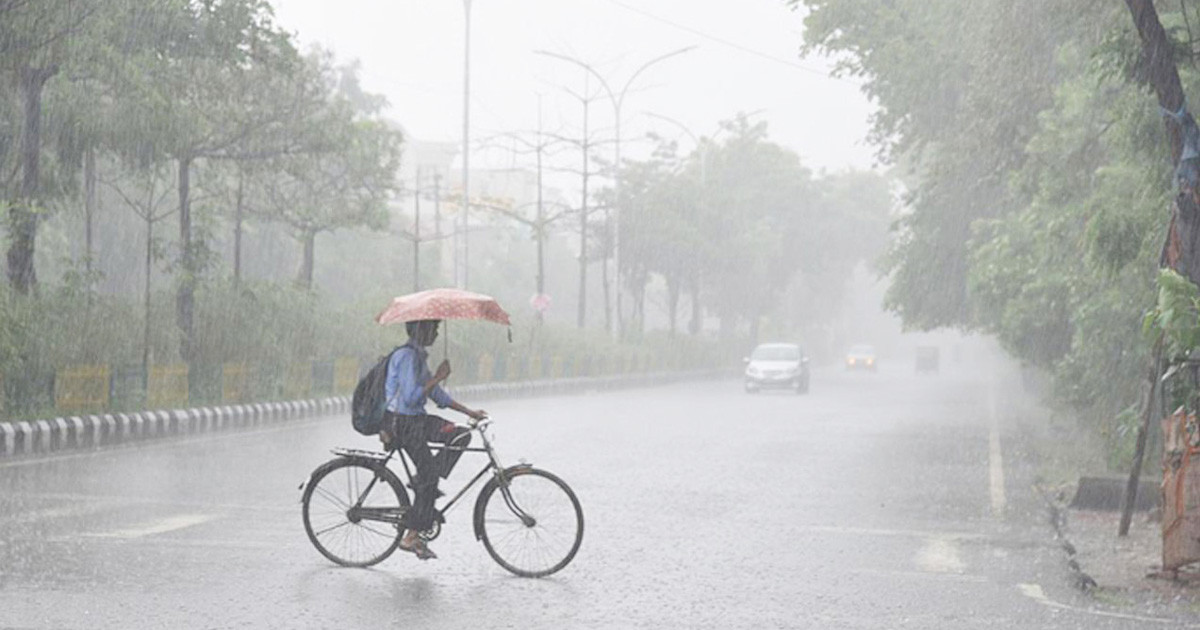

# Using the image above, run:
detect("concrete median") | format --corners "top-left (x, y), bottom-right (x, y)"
top-left (0, 369), bottom-right (727, 459)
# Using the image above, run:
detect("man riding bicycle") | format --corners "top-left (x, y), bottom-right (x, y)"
top-left (380, 319), bottom-right (487, 560)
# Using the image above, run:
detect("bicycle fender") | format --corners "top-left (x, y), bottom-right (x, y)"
top-left (472, 463), bottom-right (535, 541)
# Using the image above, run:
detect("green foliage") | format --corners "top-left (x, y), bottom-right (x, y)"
top-left (614, 113), bottom-right (892, 341)
top-left (792, 0), bottom-right (1199, 446)
top-left (1144, 269), bottom-right (1200, 361)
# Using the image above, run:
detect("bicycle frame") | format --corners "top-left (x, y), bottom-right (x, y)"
top-left (338, 418), bottom-right (534, 529)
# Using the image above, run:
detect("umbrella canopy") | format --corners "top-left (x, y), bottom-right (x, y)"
top-left (375, 288), bottom-right (511, 326)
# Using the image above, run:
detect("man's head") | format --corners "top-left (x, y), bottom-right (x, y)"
top-left (405, 319), bottom-right (441, 347)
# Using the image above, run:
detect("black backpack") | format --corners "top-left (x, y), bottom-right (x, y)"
top-left (351, 347), bottom-right (401, 436)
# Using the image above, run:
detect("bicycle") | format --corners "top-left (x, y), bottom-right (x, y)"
top-left (299, 416), bottom-right (584, 578)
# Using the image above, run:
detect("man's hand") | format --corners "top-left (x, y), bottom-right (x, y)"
top-left (468, 408), bottom-right (488, 421)
top-left (433, 359), bottom-right (452, 383)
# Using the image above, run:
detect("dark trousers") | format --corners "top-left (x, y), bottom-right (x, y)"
top-left (386, 412), bottom-right (471, 531)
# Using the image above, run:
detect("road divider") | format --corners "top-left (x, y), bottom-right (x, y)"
top-left (0, 369), bottom-right (727, 459)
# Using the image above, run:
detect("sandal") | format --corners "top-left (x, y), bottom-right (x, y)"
top-left (399, 538), bottom-right (438, 561)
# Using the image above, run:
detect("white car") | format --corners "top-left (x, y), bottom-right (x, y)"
top-left (744, 343), bottom-right (810, 394)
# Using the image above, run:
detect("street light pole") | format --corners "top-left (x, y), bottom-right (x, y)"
top-left (535, 46), bottom-right (695, 339)
top-left (413, 167), bottom-right (421, 292)
top-left (461, 0), bottom-right (473, 289)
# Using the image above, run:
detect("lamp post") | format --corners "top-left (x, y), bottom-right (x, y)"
top-left (461, 0), bottom-right (473, 289)
top-left (535, 46), bottom-right (695, 339)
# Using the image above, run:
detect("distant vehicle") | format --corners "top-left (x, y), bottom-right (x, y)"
top-left (915, 346), bottom-right (940, 374)
top-left (845, 344), bottom-right (877, 372)
top-left (744, 343), bottom-right (810, 394)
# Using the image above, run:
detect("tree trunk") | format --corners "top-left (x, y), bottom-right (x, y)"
top-left (667, 275), bottom-right (680, 337)
top-left (1125, 0), bottom-right (1186, 159)
top-left (1120, 335), bottom-right (1164, 536)
top-left (688, 272), bottom-right (702, 336)
top-left (1120, 0), bottom-right (1187, 536)
top-left (578, 100), bottom-right (590, 329)
top-left (144, 216), bottom-right (154, 372)
top-left (718, 312), bottom-right (734, 343)
top-left (297, 230), bottom-right (316, 290)
top-left (635, 272), bottom-right (646, 338)
top-left (7, 65), bottom-right (57, 295)
top-left (535, 138), bottom-right (545, 323)
top-left (176, 155), bottom-right (194, 363)
top-left (602, 209), bottom-right (612, 334)
top-left (84, 145), bottom-right (96, 275)
top-left (233, 168), bottom-right (244, 286)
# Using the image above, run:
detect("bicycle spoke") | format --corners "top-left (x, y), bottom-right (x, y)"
top-left (313, 519), bottom-right (353, 538)
top-left (303, 460), bottom-right (403, 567)
top-left (312, 485), bottom-right (350, 511)
top-left (480, 470), bottom-right (582, 577)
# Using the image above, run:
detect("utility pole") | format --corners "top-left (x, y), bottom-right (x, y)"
top-left (433, 173), bottom-right (442, 239)
top-left (413, 168), bottom-right (421, 292)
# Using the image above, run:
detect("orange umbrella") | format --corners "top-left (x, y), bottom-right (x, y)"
top-left (375, 288), bottom-right (511, 326)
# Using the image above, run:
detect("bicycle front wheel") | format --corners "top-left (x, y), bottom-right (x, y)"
top-left (479, 467), bottom-right (583, 577)
top-left (302, 459), bottom-right (408, 567)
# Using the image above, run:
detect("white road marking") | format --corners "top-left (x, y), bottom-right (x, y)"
top-left (1016, 583), bottom-right (1189, 626)
top-left (853, 568), bottom-right (987, 582)
top-left (2, 490), bottom-right (294, 514)
top-left (916, 536), bottom-right (966, 573)
top-left (83, 513), bottom-right (216, 539)
top-left (988, 382), bottom-right (1007, 516)
top-left (801, 525), bottom-right (985, 541)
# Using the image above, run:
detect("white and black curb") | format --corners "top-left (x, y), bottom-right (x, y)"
top-left (0, 369), bottom-right (725, 459)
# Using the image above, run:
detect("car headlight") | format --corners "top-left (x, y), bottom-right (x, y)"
top-left (746, 367), bottom-right (760, 376)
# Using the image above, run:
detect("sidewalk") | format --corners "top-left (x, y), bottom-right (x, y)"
top-left (1055, 497), bottom-right (1200, 619)
top-left (996, 362), bottom-right (1200, 621)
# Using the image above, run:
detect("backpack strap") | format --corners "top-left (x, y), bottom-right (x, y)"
top-left (382, 346), bottom-right (407, 413)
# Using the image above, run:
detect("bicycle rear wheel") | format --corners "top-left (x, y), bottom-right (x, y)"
top-left (302, 458), bottom-right (409, 567)
top-left (479, 467), bottom-right (583, 577)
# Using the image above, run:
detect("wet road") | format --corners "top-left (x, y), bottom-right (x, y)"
top-left (0, 365), bottom-right (1173, 628)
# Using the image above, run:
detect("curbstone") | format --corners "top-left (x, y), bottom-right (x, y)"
top-left (0, 369), bottom-right (729, 459)
top-left (169, 409), bottom-right (191, 435)
top-left (67, 416), bottom-right (85, 448)
top-left (229, 405), bottom-right (245, 428)
top-left (53, 418), bottom-right (71, 449)
top-left (14, 421), bottom-right (32, 454)
top-left (36, 420), bottom-right (54, 451)
top-left (100, 414), bottom-right (117, 445)
top-left (85, 415), bottom-right (102, 447)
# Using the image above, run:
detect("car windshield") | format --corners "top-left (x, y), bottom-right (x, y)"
top-left (751, 345), bottom-right (800, 361)
top-left (849, 345), bottom-right (875, 355)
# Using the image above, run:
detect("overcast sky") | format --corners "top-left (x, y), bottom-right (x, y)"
top-left (269, 0), bottom-right (876, 179)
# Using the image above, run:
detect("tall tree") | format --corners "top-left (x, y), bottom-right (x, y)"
top-left (255, 60), bottom-right (401, 290)
top-left (120, 0), bottom-right (320, 360)
top-left (0, 0), bottom-right (101, 294)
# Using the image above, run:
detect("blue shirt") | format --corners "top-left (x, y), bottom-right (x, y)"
top-left (384, 341), bottom-right (454, 414)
